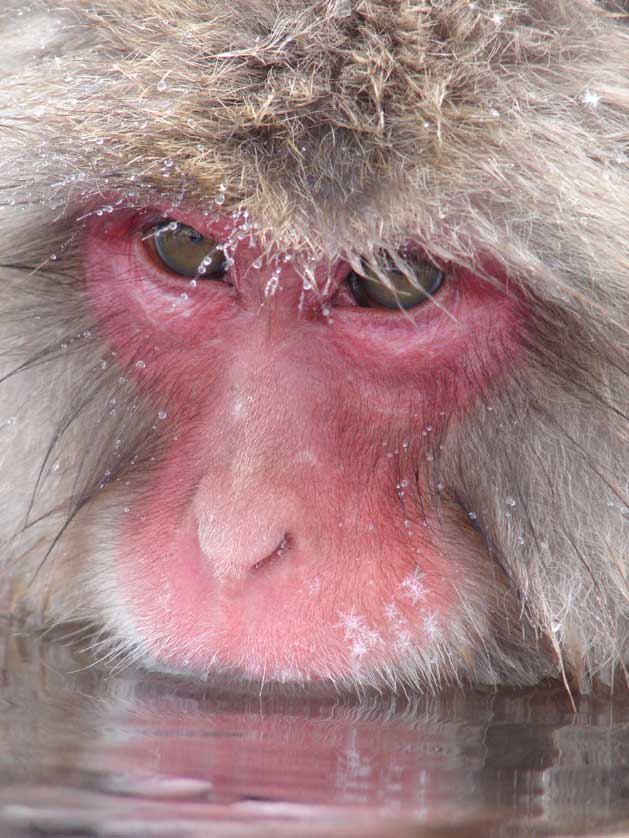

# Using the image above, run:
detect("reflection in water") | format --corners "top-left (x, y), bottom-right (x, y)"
top-left (0, 621), bottom-right (626, 836)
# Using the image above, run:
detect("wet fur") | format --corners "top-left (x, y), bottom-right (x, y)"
top-left (0, 0), bottom-right (627, 690)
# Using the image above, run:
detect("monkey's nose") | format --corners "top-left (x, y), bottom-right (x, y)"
top-left (194, 493), bottom-right (295, 581)
top-left (251, 533), bottom-right (292, 572)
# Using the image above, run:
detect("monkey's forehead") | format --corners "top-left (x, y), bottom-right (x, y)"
top-left (2, 1), bottom-right (628, 275)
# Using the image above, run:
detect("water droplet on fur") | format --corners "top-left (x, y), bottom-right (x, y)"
top-left (135, 360), bottom-right (146, 370)
top-left (582, 89), bottom-right (601, 108)
top-left (505, 496), bottom-right (516, 508)
top-left (265, 275), bottom-right (279, 297)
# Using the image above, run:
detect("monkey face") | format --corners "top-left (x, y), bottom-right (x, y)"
top-left (79, 202), bottom-right (523, 683)
top-left (1, 0), bottom-right (627, 690)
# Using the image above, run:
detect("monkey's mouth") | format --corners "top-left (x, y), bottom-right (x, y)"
top-left (111, 509), bottom-right (457, 686)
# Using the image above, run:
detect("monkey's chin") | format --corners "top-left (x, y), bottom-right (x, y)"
top-left (106, 524), bottom-right (457, 688)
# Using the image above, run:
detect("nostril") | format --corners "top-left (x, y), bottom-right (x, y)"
top-left (251, 532), bottom-right (291, 572)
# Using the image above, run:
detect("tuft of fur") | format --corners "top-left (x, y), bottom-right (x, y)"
top-left (0, 0), bottom-right (627, 691)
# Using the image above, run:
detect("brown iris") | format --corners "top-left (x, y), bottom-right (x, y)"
top-left (348, 253), bottom-right (444, 310)
top-left (146, 221), bottom-right (227, 279)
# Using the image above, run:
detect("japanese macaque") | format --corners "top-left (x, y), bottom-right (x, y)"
top-left (0, 0), bottom-right (627, 693)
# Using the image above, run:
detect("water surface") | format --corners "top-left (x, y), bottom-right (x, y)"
top-left (0, 621), bottom-right (627, 836)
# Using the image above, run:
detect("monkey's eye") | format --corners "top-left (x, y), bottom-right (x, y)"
top-left (146, 221), bottom-right (227, 279)
top-left (347, 254), bottom-right (444, 310)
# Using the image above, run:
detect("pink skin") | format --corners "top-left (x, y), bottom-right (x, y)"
top-left (83, 203), bottom-right (521, 682)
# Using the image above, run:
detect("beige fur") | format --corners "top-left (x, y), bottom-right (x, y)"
top-left (0, 0), bottom-right (627, 690)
